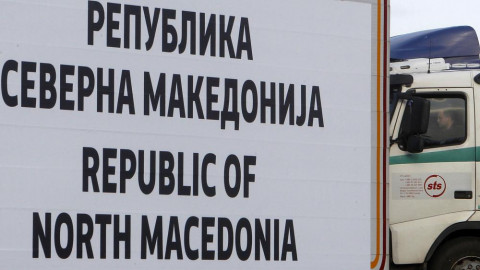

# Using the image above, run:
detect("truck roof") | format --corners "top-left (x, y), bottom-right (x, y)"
top-left (391, 26), bottom-right (480, 65)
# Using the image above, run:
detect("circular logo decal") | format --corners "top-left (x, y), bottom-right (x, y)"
top-left (424, 175), bottom-right (446, 198)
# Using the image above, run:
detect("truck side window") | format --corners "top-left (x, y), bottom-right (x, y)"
top-left (420, 96), bottom-right (466, 147)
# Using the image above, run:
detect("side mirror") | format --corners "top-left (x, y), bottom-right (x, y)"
top-left (398, 96), bottom-right (430, 153)
top-left (406, 135), bottom-right (424, 153)
top-left (400, 96), bottom-right (430, 135)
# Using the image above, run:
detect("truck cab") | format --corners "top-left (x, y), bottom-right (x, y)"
top-left (390, 70), bottom-right (480, 269)
top-left (389, 26), bottom-right (480, 270)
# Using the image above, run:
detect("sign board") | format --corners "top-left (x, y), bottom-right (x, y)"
top-left (0, 0), bottom-right (389, 269)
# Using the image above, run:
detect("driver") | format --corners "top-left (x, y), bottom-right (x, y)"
top-left (436, 109), bottom-right (464, 142)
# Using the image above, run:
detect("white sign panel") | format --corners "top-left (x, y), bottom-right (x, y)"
top-left (0, 0), bottom-right (376, 269)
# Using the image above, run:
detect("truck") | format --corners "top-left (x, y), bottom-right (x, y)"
top-left (389, 26), bottom-right (480, 270)
top-left (0, 0), bottom-right (389, 269)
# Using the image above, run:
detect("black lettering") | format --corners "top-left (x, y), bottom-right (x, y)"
top-left (78, 66), bottom-right (95, 111)
top-left (1, 60), bottom-right (18, 107)
top-left (201, 217), bottom-right (215, 260)
top-left (184, 216), bottom-right (199, 260)
top-left (144, 72), bottom-right (165, 116)
top-left (60, 65), bottom-right (75, 111)
top-left (279, 84), bottom-right (295, 125)
top-left (143, 7), bottom-right (161, 51)
top-left (202, 153), bottom-right (216, 197)
top-left (206, 77), bottom-right (219, 120)
top-left (224, 155), bottom-right (241, 198)
top-left (106, 2), bottom-right (121, 48)
top-left (217, 217), bottom-right (233, 260)
top-left (167, 74), bottom-right (186, 117)
top-left (219, 15), bottom-right (235, 58)
top-left (296, 85), bottom-right (306, 126)
top-left (21, 61), bottom-right (36, 108)
top-left (77, 214), bottom-right (94, 258)
top-left (39, 63), bottom-right (57, 109)
top-left (308, 86), bottom-right (324, 127)
top-left (138, 150), bottom-right (156, 194)
top-left (243, 156), bottom-right (256, 198)
top-left (236, 218), bottom-right (252, 261)
top-left (187, 75), bottom-right (204, 119)
top-left (177, 152), bottom-right (191, 196)
top-left (178, 11), bottom-right (197, 54)
top-left (116, 70), bottom-right (135, 114)
top-left (199, 13), bottom-right (216, 56)
top-left (160, 151), bottom-right (175, 195)
top-left (281, 220), bottom-right (297, 261)
top-left (274, 219), bottom-right (279, 260)
top-left (124, 5), bottom-right (141, 50)
top-left (221, 78), bottom-right (239, 130)
top-left (114, 215), bottom-right (131, 259)
top-left (88, 1), bottom-right (105, 45)
top-left (32, 212), bottom-right (51, 258)
top-left (83, 147), bottom-right (100, 192)
top-left (162, 9), bottom-right (178, 53)
top-left (141, 216), bottom-right (163, 259)
top-left (241, 80), bottom-right (258, 123)
top-left (260, 82), bottom-right (276, 124)
top-left (103, 148), bottom-right (117, 193)
top-left (119, 149), bottom-right (136, 193)
top-left (255, 219), bottom-right (270, 260)
top-left (165, 216), bottom-right (183, 259)
top-left (193, 153), bottom-right (199, 196)
top-left (54, 213), bottom-right (74, 259)
top-left (236, 18), bottom-right (253, 60)
top-left (95, 214), bottom-right (112, 259)
top-left (97, 68), bottom-right (115, 113)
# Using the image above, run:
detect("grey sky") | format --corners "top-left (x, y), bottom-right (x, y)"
top-left (391, 0), bottom-right (480, 36)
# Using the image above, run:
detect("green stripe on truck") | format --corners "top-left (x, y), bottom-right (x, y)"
top-left (390, 147), bottom-right (476, 165)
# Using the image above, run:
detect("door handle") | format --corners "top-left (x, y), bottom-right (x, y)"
top-left (454, 191), bottom-right (472, 199)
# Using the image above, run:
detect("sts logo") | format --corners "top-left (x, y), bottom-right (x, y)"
top-left (424, 175), bottom-right (446, 198)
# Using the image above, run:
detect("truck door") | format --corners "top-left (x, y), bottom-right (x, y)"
top-left (390, 89), bottom-right (475, 224)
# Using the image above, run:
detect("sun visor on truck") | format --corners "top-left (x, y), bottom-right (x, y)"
top-left (391, 26), bottom-right (480, 64)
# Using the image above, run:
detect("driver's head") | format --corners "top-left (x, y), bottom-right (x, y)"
top-left (437, 110), bottom-right (454, 130)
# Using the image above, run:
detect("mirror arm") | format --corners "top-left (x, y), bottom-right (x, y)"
top-left (397, 89), bottom-right (416, 100)
top-left (390, 136), bottom-right (399, 147)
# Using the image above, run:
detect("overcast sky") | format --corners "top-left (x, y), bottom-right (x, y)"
top-left (391, 0), bottom-right (480, 36)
